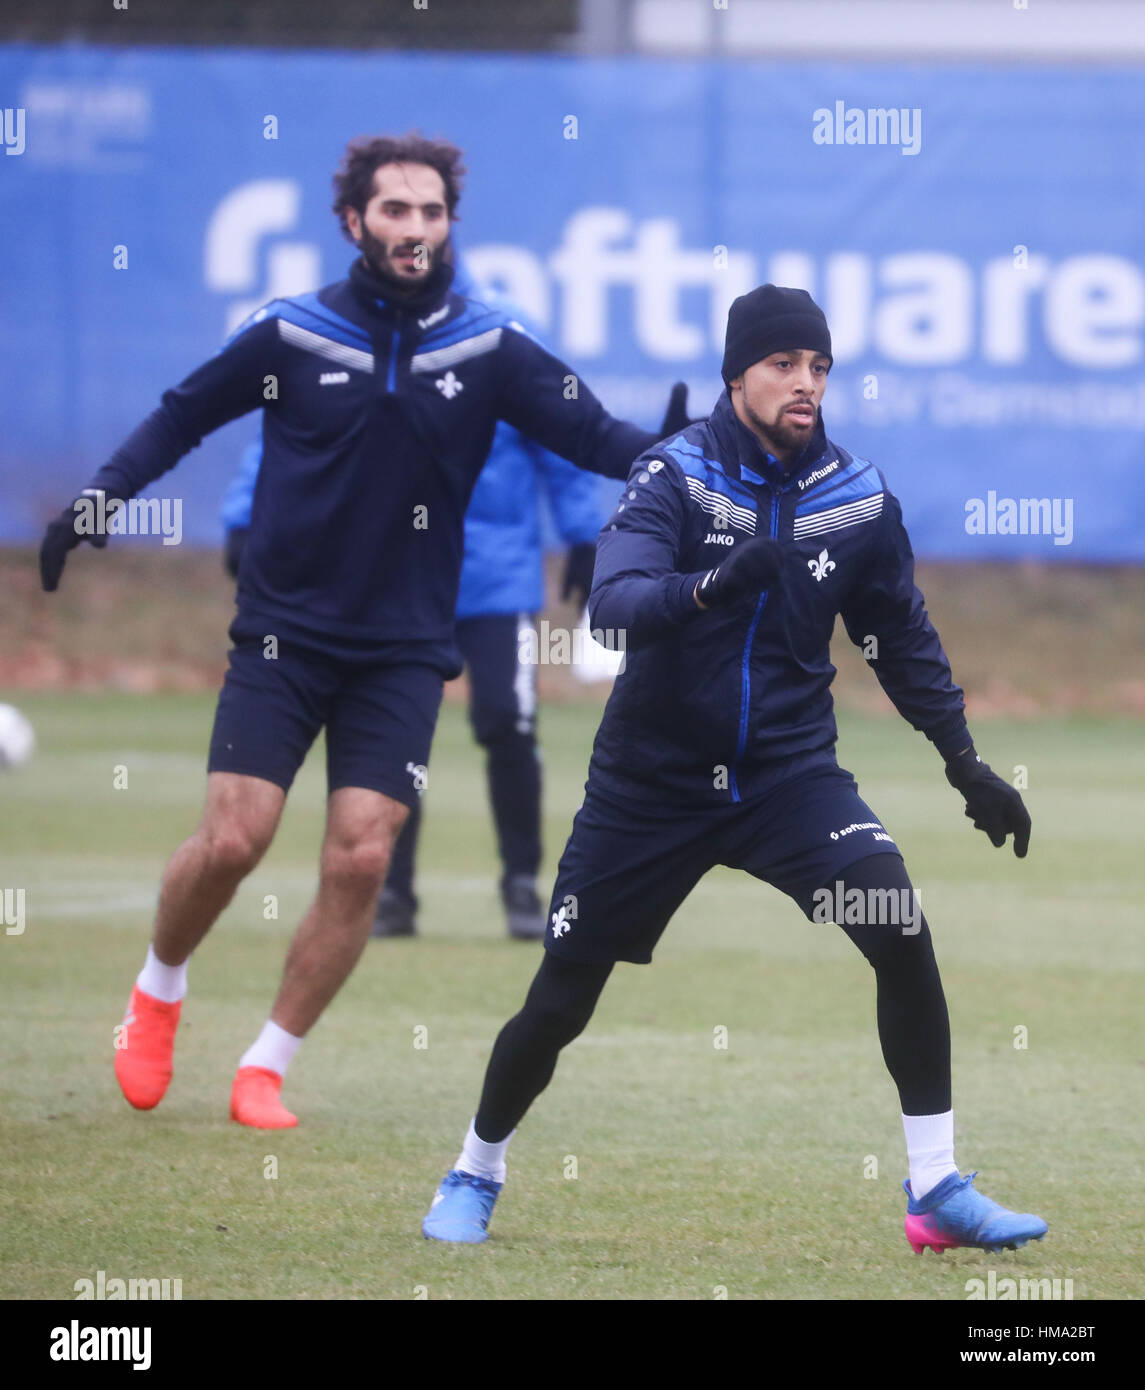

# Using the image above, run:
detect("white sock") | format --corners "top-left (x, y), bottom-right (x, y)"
top-left (239, 1020), bottom-right (303, 1078)
top-left (457, 1118), bottom-right (514, 1184)
top-left (136, 945), bottom-right (188, 1004)
top-left (902, 1110), bottom-right (958, 1200)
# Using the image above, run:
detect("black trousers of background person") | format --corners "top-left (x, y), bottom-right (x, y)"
top-left (385, 613), bottom-right (541, 903)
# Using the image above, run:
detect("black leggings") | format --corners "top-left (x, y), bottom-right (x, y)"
top-left (825, 853), bottom-right (951, 1117)
top-left (474, 854), bottom-right (950, 1142)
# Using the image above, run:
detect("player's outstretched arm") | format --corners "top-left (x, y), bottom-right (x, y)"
top-left (493, 325), bottom-right (676, 482)
top-left (840, 487), bottom-right (1031, 858)
top-left (39, 314), bottom-right (279, 592)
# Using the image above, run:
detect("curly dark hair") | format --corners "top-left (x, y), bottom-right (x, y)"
top-left (331, 132), bottom-right (465, 239)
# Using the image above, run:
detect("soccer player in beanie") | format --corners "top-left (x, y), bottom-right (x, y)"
top-left (424, 284), bottom-right (1047, 1255)
top-left (39, 132), bottom-right (684, 1129)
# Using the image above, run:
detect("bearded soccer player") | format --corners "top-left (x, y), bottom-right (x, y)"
top-left (39, 132), bottom-right (680, 1129)
top-left (423, 285), bottom-right (1047, 1256)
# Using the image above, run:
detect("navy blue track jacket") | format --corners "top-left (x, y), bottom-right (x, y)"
top-left (586, 390), bottom-right (971, 805)
top-left (217, 260), bottom-right (605, 622)
top-left (87, 257), bottom-right (654, 652)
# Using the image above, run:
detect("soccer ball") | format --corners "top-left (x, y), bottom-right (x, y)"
top-left (0, 704), bottom-right (35, 769)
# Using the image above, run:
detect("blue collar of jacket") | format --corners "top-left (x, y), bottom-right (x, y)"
top-left (347, 254), bottom-right (455, 321)
top-left (707, 389), bottom-right (831, 489)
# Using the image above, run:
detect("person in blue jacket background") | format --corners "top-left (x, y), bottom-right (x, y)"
top-left (221, 259), bottom-right (614, 940)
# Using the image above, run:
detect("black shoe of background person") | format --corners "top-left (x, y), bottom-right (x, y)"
top-left (502, 875), bottom-right (545, 941)
top-left (371, 888), bottom-right (418, 938)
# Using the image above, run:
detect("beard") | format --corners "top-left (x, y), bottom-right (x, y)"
top-left (356, 225), bottom-right (449, 296)
top-left (742, 399), bottom-right (819, 459)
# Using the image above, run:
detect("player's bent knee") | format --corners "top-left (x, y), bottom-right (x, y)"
top-left (526, 997), bottom-right (597, 1049)
top-left (320, 838), bottom-right (391, 893)
top-left (200, 825), bottom-right (268, 880)
top-left (514, 953), bottom-right (611, 1048)
top-left (523, 972), bottom-right (608, 1046)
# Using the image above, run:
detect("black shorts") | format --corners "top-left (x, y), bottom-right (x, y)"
top-left (544, 761), bottom-right (902, 965)
top-left (206, 616), bottom-right (451, 805)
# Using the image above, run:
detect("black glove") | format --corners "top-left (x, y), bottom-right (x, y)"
top-left (224, 526), bottom-right (249, 580)
top-left (658, 381), bottom-right (699, 437)
top-left (694, 537), bottom-right (784, 608)
top-left (561, 541), bottom-right (597, 608)
top-left (945, 746), bottom-right (1031, 858)
top-left (39, 489), bottom-right (119, 592)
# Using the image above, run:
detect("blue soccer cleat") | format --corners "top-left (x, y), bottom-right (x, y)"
top-left (904, 1171), bottom-right (1048, 1254)
top-left (423, 1169), bottom-right (502, 1243)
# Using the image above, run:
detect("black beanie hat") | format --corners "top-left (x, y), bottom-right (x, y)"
top-left (721, 284), bottom-right (832, 384)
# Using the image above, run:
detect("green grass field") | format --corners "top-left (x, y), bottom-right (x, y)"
top-left (1, 691), bottom-right (1142, 1300)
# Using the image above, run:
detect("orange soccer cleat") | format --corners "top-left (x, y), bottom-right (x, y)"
top-left (230, 1066), bottom-right (298, 1129)
top-left (114, 985), bottom-right (181, 1110)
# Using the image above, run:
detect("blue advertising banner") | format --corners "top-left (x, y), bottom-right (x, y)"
top-left (1, 45), bottom-right (1143, 557)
